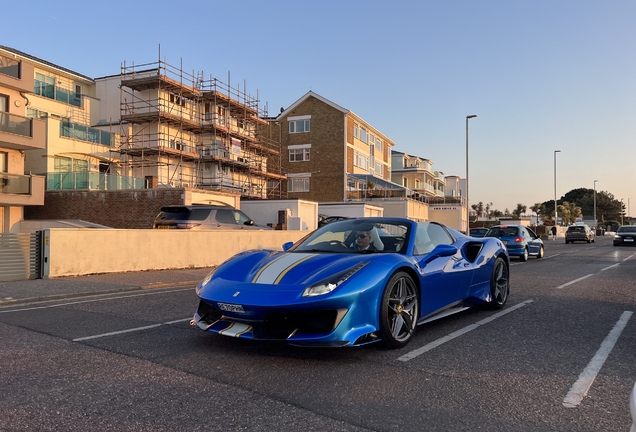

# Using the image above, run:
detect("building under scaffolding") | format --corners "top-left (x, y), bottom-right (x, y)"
top-left (113, 55), bottom-right (285, 199)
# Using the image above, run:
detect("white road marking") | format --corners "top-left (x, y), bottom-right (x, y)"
top-left (397, 300), bottom-right (533, 362)
top-left (0, 288), bottom-right (192, 314)
top-left (72, 317), bottom-right (192, 342)
top-left (624, 253), bottom-right (636, 262)
top-left (601, 264), bottom-right (620, 271)
top-left (556, 274), bottom-right (594, 289)
top-left (563, 311), bottom-right (633, 408)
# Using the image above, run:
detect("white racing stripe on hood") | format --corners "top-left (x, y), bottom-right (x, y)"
top-left (253, 253), bottom-right (316, 284)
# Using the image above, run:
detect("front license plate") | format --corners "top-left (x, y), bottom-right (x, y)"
top-left (625, 238), bottom-right (634, 242)
top-left (217, 302), bottom-right (245, 313)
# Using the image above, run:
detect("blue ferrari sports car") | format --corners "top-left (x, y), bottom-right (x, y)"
top-left (193, 217), bottom-right (510, 349)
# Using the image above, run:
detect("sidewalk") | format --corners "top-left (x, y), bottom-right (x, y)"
top-left (0, 267), bottom-right (215, 306)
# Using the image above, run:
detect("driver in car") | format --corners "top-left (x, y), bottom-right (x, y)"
top-left (352, 229), bottom-right (377, 251)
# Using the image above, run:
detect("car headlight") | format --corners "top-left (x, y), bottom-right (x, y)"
top-left (302, 261), bottom-right (369, 297)
top-left (614, 235), bottom-right (620, 239)
top-left (196, 268), bottom-right (217, 295)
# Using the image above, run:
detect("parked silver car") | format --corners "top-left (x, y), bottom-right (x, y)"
top-left (153, 204), bottom-right (271, 230)
top-left (565, 225), bottom-right (595, 244)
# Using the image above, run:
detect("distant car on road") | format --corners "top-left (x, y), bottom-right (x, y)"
top-left (613, 225), bottom-right (636, 246)
top-left (154, 204), bottom-right (270, 230)
top-left (565, 225), bottom-right (595, 244)
top-left (469, 227), bottom-right (489, 238)
top-left (484, 225), bottom-right (544, 261)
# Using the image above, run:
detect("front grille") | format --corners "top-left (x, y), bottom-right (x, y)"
top-left (256, 310), bottom-right (339, 339)
top-left (196, 300), bottom-right (223, 324)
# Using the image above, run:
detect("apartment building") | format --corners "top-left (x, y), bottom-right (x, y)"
top-left (95, 57), bottom-right (285, 199)
top-left (391, 151), bottom-right (447, 199)
top-left (0, 46), bottom-right (130, 199)
top-left (276, 91), bottom-right (404, 203)
top-left (0, 47), bottom-right (47, 232)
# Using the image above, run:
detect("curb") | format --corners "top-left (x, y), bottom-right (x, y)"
top-left (0, 281), bottom-right (199, 308)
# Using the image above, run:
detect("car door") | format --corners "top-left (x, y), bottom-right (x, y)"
top-left (525, 227), bottom-right (541, 254)
top-left (414, 223), bottom-right (473, 316)
top-left (213, 209), bottom-right (241, 229)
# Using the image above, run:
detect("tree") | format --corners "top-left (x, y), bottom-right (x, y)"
top-left (557, 201), bottom-right (582, 225)
top-left (485, 202), bottom-right (493, 220)
top-left (492, 210), bottom-right (504, 219)
top-left (471, 201), bottom-right (485, 219)
top-left (512, 203), bottom-right (527, 218)
top-left (530, 203), bottom-right (544, 225)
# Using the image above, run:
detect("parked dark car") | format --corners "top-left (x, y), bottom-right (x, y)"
top-left (614, 226), bottom-right (636, 246)
top-left (565, 225), bottom-right (595, 244)
top-left (153, 204), bottom-right (270, 230)
top-left (318, 214), bottom-right (352, 228)
top-left (484, 225), bottom-right (544, 261)
top-left (469, 227), bottom-right (489, 238)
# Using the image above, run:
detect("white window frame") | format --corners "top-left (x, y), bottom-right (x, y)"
top-left (288, 115), bottom-right (311, 134)
top-left (288, 144), bottom-right (311, 162)
top-left (287, 176), bottom-right (310, 192)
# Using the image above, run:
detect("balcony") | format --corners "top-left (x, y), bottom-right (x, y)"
top-left (0, 56), bottom-right (34, 93)
top-left (0, 173), bottom-right (45, 206)
top-left (46, 172), bottom-right (146, 191)
top-left (0, 113), bottom-right (45, 151)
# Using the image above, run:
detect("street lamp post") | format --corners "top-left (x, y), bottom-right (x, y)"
top-left (593, 180), bottom-right (598, 224)
top-left (620, 199), bottom-right (624, 226)
top-left (629, 198), bottom-right (631, 224)
top-left (554, 150), bottom-right (561, 228)
top-left (465, 115), bottom-right (477, 231)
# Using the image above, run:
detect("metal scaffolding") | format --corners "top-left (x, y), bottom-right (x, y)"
top-left (117, 51), bottom-right (285, 198)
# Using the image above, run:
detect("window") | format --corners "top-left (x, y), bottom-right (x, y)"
top-left (359, 128), bottom-right (368, 143)
top-left (288, 177), bottom-right (310, 192)
top-left (375, 161), bottom-right (382, 175)
top-left (289, 148), bottom-right (310, 162)
top-left (353, 151), bottom-right (368, 170)
top-left (0, 152), bottom-right (7, 172)
top-left (289, 119), bottom-right (310, 133)
top-left (54, 156), bottom-right (72, 172)
top-left (354, 124), bottom-right (358, 138)
top-left (375, 138), bottom-right (382, 152)
top-left (169, 93), bottom-right (186, 107)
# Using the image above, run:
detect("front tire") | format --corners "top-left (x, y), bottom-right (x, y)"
top-left (489, 257), bottom-right (510, 309)
top-left (537, 245), bottom-right (544, 258)
top-left (380, 272), bottom-right (418, 349)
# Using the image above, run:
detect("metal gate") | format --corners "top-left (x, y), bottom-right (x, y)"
top-left (0, 231), bottom-right (43, 281)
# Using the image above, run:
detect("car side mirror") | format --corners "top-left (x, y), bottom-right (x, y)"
top-left (244, 220), bottom-right (255, 226)
top-left (282, 241), bottom-right (294, 251)
top-left (420, 244), bottom-right (458, 265)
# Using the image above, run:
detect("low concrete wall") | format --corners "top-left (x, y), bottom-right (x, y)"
top-left (44, 229), bottom-right (306, 278)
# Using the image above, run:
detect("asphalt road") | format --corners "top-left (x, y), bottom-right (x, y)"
top-left (1, 236), bottom-right (634, 431)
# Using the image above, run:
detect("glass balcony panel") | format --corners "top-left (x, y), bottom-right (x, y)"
top-left (0, 173), bottom-right (30, 194)
top-left (0, 112), bottom-right (32, 137)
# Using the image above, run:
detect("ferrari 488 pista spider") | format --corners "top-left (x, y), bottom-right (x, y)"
top-left (193, 217), bottom-right (510, 348)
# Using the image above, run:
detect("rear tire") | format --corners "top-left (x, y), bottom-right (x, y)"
top-left (520, 247), bottom-right (528, 262)
top-left (380, 272), bottom-right (418, 349)
top-left (489, 257), bottom-right (509, 309)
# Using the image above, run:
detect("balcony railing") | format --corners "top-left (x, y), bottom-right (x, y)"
top-left (46, 172), bottom-right (146, 191)
top-left (34, 79), bottom-right (82, 108)
top-left (0, 172), bottom-right (31, 194)
top-left (0, 54), bottom-right (20, 79)
top-left (0, 112), bottom-right (32, 137)
top-left (60, 122), bottom-right (115, 146)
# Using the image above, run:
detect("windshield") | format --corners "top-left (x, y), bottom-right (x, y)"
top-left (486, 226), bottom-right (520, 237)
top-left (292, 219), bottom-right (410, 253)
top-left (618, 226), bottom-right (636, 233)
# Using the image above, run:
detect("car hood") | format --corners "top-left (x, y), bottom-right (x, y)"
top-left (209, 250), bottom-right (388, 288)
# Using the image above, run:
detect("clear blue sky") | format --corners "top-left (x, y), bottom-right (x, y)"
top-left (4, 0), bottom-right (635, 215)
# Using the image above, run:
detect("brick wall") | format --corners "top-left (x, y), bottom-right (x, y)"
top-left (24, 189), bottom-right (186, 229)
top-left (281, 96), bottom-right (345, 202)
